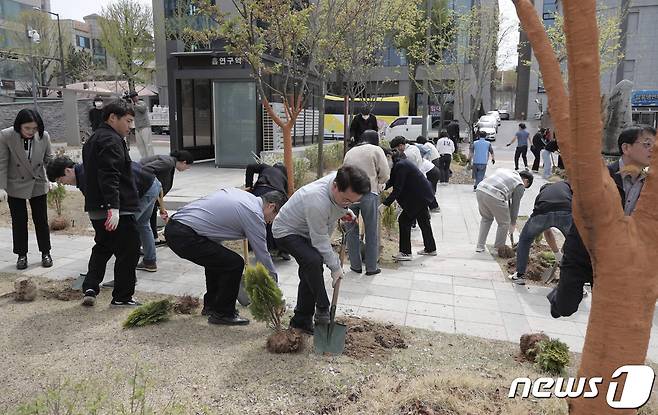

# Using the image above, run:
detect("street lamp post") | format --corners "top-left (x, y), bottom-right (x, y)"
top-left (26, 27), bottom-right (40, 111)
top-left (33, 7), bottom-right (66, 89)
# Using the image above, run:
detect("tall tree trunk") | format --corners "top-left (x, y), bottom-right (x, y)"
top-left (317, 81), bottom-right (326, 178)
top-left (282, 123), bottom-right (295, 195)
top-left (514, 0), bottom-right (658, 413)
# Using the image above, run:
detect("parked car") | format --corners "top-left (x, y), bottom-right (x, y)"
top-left (486, 111), bottom-right (501, 126)
top-left (475, 115), bottom-right (498, 132)
top-left (534, 112), bottom-right (543, 120)
top-left (498, 109), bottom-right (510, 120)
top-left (385, 116), bottom-right (435, 141)
top-left (477, 126), bottom-right (497, 141)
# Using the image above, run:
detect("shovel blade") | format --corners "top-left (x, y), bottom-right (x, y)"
top-left (542, 262), bottom-right (559, 284)
top-left (313, 322), bottom-right (347, 355)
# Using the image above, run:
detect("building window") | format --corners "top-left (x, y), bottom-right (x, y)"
top-left (627, 12), bottom-right (639, 35)
top-left (623, 60), bottom-right (635, 81)
top-left (542, 0), bottom-right (558, 20)
top-left (76, 35), bottom-right (91, 49)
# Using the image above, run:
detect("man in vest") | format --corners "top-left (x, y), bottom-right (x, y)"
top-left (471, 130), bottom-right (496, 191)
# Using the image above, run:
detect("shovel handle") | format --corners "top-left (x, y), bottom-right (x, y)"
top-left (331, 277), bottom-right (341, 307)
top-left (242, 239), bottom-right (250, 266)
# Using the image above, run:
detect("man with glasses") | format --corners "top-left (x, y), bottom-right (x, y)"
top-left (164, 188), bottom-right (286, 326)
top-left (273, 165), bottom-right (371, 334)
top-left (547, 125), bottom-right (656, 318)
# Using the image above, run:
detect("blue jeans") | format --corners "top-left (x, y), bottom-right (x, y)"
top-left (516, 211), bottom-right (572, 275)
top-left (135, 179), bottom-right (162, 263)
top-left (345, 192), bottom-right (379, 272)
top-left (473, 164), bottom-right (487, 188)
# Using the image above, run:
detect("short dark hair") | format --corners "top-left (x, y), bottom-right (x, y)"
top-left (519, 123), bottom-right (526, 129)
top-left (170, 150), bottom-right (194, 165)
top-left (14, 108), bottom-right (45, 138)
top-left (261, 190), bottom-right (287, 212)
top-left (618, 125), bottom-right (657, 154)
top-left (389, 136), bottom-right (407, 149)
top-left (101, 100), bottom-right (135, 121)
top-left (335, 165), bottom-right (371, 195)
top-left (360, 106), bottom-right (370, 116)
top-left (46, 156), bottom-right (76, 182)
top-left (439, 130), bottom-right (449, 138)
top-left (361, 130), bottom-right (379, 146)
top-left (391, 149), bottom-right (405, 164)
top-left (415, 136), bottom-right (427, 144)
top-left (519, 170), bottom-right (534, 187)
top-left (478, 130), bottom-right (488, 138)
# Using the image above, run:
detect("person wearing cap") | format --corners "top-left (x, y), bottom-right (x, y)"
top-left (129, 91), bottom-right (154, 158)
top-left (475, 169), bottom-right (534, 253)
top-left (342, 130), bottom-right (390, 275)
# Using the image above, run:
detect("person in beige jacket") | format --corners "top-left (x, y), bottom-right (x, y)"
top-left (342, 129), bottom-right (390, 275)
top-left (0, 109), bottom-right (54, 269)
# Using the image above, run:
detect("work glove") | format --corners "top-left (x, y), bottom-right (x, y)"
top-left (340, 208), bottom-right (357, 223)
top-left (159, 209), bottom-right (169, 223)
top-left (104, 208), bottom-right (120, 232)
top-left (331, 268), bottom-right (344, 288)
top-left (0, 189), bottom-right (6, 203)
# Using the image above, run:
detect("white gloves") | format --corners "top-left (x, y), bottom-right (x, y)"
top-left (331, 268), bottom-right (343, 287)
top-left (340, 208), bottom-right (357, 223)
top-left (0, 189), bottom-right (6, 203)
top-left (104, 208), bottom-right (120, 231)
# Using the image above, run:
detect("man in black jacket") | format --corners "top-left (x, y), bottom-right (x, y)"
top-left (349, 106), bottom-right (378, 147)
top-left (380, 151), bottom-right (437, 261)
top-left (80, 100), bottom-right (141, 307)
top-left (140, 150), bottom-right (194, 243)
top-left (447, 120), bottom-right (460, 148)
top-left (530, 128), bottom-right (546, 172)
top-left (547, 126), bottom-right (656, 317)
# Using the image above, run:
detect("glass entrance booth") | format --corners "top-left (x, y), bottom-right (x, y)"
top-left (168, 50), bottom-right (321, 168)
top-left (631, 90), bottom-right (658, 129)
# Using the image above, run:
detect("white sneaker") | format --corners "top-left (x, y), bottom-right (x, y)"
top-left (393, 252), bottom-right (412, 261)
top-left (417, 249), bottom-right (437, 256)
top-left (583, 287), bottom-right (588, 297)
top-left (475, 246), bottom-right (485, 253)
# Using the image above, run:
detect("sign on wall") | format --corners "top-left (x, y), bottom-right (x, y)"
top-left (211, 56), bottom-right (244, 66)
top-left (632, 90), bottom-right (658, 107)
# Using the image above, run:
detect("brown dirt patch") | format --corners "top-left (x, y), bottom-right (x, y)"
top-left (341, 316), bottom-right (407, 360)
top-left (519, 332), bottom-right (549, 362)
top-left (448, 161), bottom-right (474, 185)
top-left (173, 295), bottom-right (200, 314)
top-left (38, 278), bottom-right (81, 301)
top-left (497, 245), bottom-right (515, 259)
top-left (266, 328), bottom-right (305, 353)
top-left (498, 242), bottom-right (559, 286)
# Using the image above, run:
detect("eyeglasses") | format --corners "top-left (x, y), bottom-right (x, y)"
top-left (635, 140), bottom-right (655, 149)
top-left (21, 126), bottom-right (38, 133)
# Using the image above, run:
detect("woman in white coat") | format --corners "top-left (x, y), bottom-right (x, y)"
top-left (0, 109), bottom-right (54, 269)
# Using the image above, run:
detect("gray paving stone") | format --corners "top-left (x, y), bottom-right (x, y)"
top-left (454, 295), bottom-right (500, 312)
top-left (451, 276), bottom-right (494, 289)
top-left (500, 313), bottom-right (532, 343)
top-left (368, 276), bottom-right (413, 289)
top-left (407, 301), bottom-right (454, 319)
top-left (361, 295), bottom-right (408, 313)
top-left (526, 316), bottom-right (580, 336)
top-left (411, 280), bottom-right (454, 294)
top-left (366, 284), bottom-right (411, 300)
top-left (454, 307), bottom-right (504, 326)
top-left (409, 290), bottom-right (453, 305)
top-left (413, 272), bottom-right (453, 284)
top-left (454, 285), bottom-right (497, 299)
top-left (356, 307), bottom-right (406, 325)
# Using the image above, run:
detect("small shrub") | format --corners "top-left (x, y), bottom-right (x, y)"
top-left (293, 157), bottom-right (311, 191)
top-left (452, 150), bottom-right (469, 166)
top-left (47, 183), bottom-right (67, 217)
top-left (123, 299), bottom-right (173, 328)
top-left (305, 142), bottom-right (343, 173)
top-left (533, 338), bottom-right (570, 375)
top-left (540, 251), bottom-right (556, 265)
top-left (379, 192), bottom-right (398, 237)
top-left (379, 138), bottom-right (390, 149)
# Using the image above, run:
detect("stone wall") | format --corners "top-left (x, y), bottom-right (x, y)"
top-left (0, 99), bottom-right (94, 143)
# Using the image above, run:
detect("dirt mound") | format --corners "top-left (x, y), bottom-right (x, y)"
top-left (519, 332), bottom-right (549, 362)
top-left (49, 216), bottom-right (69, 231)
top-left (341, 316), bottom-right (407, 360)
top-left (497, 245), bottom-right (514, 258)
top-left (504, 243), bottom-right (557, 282)
top-left (39, 279), bottom-right (80, 301)
top-left (267, 328), bottom-right (305, 353)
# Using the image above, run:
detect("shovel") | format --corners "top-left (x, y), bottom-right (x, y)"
top-left (314, 221), bottom-right (349, 355)
top-left (237, 239), bottom-right (251, 306)
top-left (314, 278), bottom-right (347, 355)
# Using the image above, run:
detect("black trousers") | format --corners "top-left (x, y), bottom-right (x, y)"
top-left (437, 154), bottom-right (452, 183)
top-left (514, 145), bottom-right (528, 170)
top-left (546, 238), bottom-right (593, 318)
top-left (274, 234), bottom-right (330, 327)
top-left (8, 194), bottom-right (51, 256)
top-left (398, 207), bottom-right (436, 254)
top-left (165, 220), bottom-right (243, 315)
top-left (426, 167), bottom-right (440, 209)
top-left (531, 146), bottom-right (542, 171)
top-left (83, 215), bottom-right (140, 301)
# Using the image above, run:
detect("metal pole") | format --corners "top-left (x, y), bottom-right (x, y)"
top-left (28, 33), bottom-right (38, 112)
top-left (55, 12), bottom-right (65, 88)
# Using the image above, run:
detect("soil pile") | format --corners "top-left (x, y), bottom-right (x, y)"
top-left (267, 328), bottom-right (305, 353)
top-left (519, 332), bottom-right (549, 362)
top-left (39, 278), bottom-right (80, 301)
top-left (505, 243), bottom-right (557, 282)
top-left (341, 316), bottom-right (407, 360)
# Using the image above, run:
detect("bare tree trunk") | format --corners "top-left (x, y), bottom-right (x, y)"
top-left (317, 81), bottom-right (326, 178)
top-left (281, 123), bottom-right (295, 195)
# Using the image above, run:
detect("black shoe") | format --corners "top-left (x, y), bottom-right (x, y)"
top-left (82, 289), bottom-right (96, 307)
top-left (350, 266), bottom-right (362, 273)
top-left (41, 253), bottom-right (53, 268)
top-left (314, 307), bottom-right (330, 326)
top-left (16, 255), bottom-right (27, 270)
top-left (290, 321), bottom-right (314, 335)
top-left (208, 311), bottom-right (250, 326)
top-left (365, 268), bottom-right (381, 276)
top-left (154, 239), bottom-right (168, 247)
top-left (110, 298), bottom-right (142, 307)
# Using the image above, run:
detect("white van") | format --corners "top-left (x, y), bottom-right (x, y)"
top-left (384, 116), bottom-right (434, 141)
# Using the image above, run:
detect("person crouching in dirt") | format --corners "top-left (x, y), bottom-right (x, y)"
top-left (47, 155), bottom-right (162, 283)
top-left (343, 130), bottom-right (390, 276)
top-left (164, 188), bottom-right (286, 326)
top-left (547, 125), bottom-right (656, 318)
top-left (475, 169), bottom-right (534, 254)
top-left (272, 166), bottom-right (371, 335)
top-left (244, 161), bottom-right (290, 260)
top-left (380, 150), bottom-right (437, 262)
top-left (507, 181), bottom-right (573, 285)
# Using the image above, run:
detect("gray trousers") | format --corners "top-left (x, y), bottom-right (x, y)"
top-left (135, 127), bottom-right (154, 158)
top-left (476, 190), bottom-right (511, 249)
top-left (345, 192), bottom-right (379, 272)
